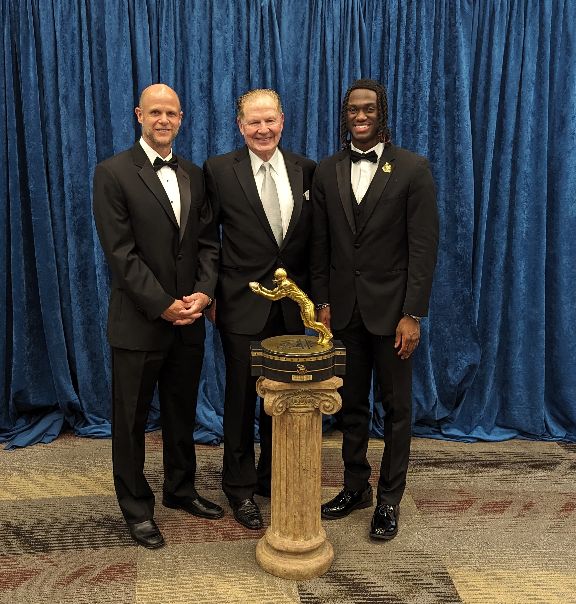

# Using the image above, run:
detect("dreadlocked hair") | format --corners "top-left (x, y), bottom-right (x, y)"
top-left (340, 79), bottom-right (391, 149)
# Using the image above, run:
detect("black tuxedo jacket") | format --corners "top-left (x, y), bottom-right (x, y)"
top-left (204, 146), bottom-right (316, 334)
top-left (311, 144), bottom-right (439, 335)
top-left (93, 143), bottom-right (219, 350)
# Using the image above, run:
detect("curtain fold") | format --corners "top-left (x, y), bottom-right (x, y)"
top-left (1, 0), bottom-right (575, 448)
top-left (465, 0), bottom-right (576, 440)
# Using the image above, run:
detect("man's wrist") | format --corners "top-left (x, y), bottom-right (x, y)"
top-left (194, 292), bottom-right (213, 308)
top-left (404, 313), bottom-right (421, 323)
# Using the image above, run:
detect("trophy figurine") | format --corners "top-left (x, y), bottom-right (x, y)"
top-left (249, 268), bottom-right (332, 345)
top-left (249, 268), bottom-right (345, 383)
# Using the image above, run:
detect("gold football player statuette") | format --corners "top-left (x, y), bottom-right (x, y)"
top-left (249, 268), bottom-right (332, 346)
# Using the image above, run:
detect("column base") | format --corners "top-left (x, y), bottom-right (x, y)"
top-left (256, 528), bottom-right (334, 580)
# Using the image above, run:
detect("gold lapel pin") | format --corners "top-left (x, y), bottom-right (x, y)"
top-left (382, 162), bottom-right (393, 173)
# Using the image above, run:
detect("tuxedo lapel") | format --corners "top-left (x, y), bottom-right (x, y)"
top-left (356, 146), bottom-right (396, 235)
top-left (132, 145), bottom-right (179, 230)
top-left (282, 154), bottom-right (303, 247)
top-left (336, 153), bottom-right (355, 234)
top-left (175, 162), bottom-right (191, 242)
top-left (233, 149), bottom-right (278, 245)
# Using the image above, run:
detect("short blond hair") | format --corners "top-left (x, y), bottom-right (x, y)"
top-left (236, 89), bottom-right (282, 120)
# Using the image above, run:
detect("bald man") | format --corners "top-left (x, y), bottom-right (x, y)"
top-left (93, 84), bottom-right (222, 549)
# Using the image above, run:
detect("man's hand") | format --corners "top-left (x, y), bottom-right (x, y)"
top-left (394, 315), bottom-right (420, 360)
top-left (183, 292), bottom-right (212, 312)
top-left (161, 299), bottom-right (188, 322)
top-left (161, 297), bottom-right (203, 326)
top-left (169, 293), bottom-right (212, 326)
top-left (317, 306), bottom-right (331, 330)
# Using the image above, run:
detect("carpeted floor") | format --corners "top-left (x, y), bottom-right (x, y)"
top-left (1, 431), bottom-right (575, 603)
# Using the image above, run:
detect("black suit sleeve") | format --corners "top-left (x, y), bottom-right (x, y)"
top-left (403, 157), bottom-right (439, 316)
top-left (203, 159), bottom-right (222, 224)
top-left (192, 172), bottom-right (220, 298)
top-left (310, 163), bottom-right (331, 305)
top-left (93, 163), bottom-right (173, 320)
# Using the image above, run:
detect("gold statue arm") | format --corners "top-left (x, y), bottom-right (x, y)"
top-left (249, 282), bottom-right (284, 301)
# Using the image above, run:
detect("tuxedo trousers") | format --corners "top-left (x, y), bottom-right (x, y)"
top-left (334, 305), bottom-right (412, 505)
top-left (111, 332), bottom-right (204, 524)
top-left (219, 304), bottom-right (302, 503)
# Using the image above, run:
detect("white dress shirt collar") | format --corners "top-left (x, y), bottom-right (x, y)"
top-left (350, 141), bottom-right (384, 159)
top-left (248, 147), bottom-right (282, 176)
top-left (139, 137), bottom-right (173, 165)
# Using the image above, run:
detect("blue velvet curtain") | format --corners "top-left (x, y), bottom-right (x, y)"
top-left (1, 0), bottom-right (575, 448)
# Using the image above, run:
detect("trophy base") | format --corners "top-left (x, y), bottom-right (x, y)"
top-left (250, 335), bottom-right (345, 383)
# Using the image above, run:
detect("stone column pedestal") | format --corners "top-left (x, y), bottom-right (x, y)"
top-left (255, 376), bottom-right (342, 580)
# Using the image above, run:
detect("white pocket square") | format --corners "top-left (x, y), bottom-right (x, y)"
top-left (304, 190), bottom-right (310, 200)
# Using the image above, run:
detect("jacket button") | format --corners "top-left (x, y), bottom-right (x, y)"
top-left (354, 243), bottom-right (360, 248)
top-left (355, 270), bottom-right (361, 276)
top-left (177, 254), bottom-right (183, 261)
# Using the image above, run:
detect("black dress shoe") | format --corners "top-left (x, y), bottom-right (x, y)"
top-left (128, 519), bottom-right (165, 549)
top-left (370, 503), bottom-right (400, 540)
top-left (231, 498), bottom-right (263, 530)
top-left (321, 485), bottom-right (373, 519)
top-left (163, 493), bottom-right (224, 519)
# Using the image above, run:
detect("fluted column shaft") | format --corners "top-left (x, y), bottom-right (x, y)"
top-left (255, 376), bottom-right (342, 580)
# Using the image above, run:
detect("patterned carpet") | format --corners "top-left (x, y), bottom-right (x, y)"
top-left (1, 431), bottom-right (575, 603)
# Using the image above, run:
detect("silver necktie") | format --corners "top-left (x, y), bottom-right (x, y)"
top-left (260, 162), bottom-right (283, 245)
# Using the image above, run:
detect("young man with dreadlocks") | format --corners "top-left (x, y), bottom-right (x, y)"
top-left (310, 79), bottom-right (439, 540)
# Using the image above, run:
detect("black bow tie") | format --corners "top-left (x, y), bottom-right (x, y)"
top-left (153, 156), bottom-right (178, 171)
top-left (350, 149), bottom-right (378, 163)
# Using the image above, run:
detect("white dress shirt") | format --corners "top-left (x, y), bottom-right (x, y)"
top-left (139, 137), bottom-right (181, 226)
top-left (350, 141), bottom-right (384, 203)
top-left (249, 148), bottom-right (294, 237)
